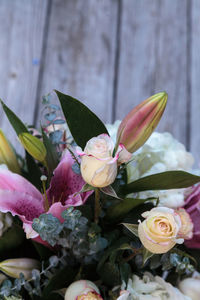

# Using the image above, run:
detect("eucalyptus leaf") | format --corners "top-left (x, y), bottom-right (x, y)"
top-left (122, 171), bottom-right (200, 194)
top-left (55, 90), bottom-right (109, 149)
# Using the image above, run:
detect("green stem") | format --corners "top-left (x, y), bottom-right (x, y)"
top-left (94, 188), bottom-right (101, 224)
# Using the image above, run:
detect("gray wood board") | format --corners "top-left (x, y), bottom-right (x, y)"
top-left (116, 0), bottom-right (188, 147)
top-left (0, 0), bottom-right (48, 152)
top-left (35, 0), bottom-right (118, 126)
top-left (190, 0), bottom-right (200, 166)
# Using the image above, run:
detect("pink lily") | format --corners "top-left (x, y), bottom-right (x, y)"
top-left (0, 150), bottom-right (92, 245)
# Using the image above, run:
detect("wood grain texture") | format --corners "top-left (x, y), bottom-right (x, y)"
top-left (35, 0), bottom-right (118, 126)
top-left (154, 0), bottom-right (188, 145)
top-left (115, 0), bottom-right (159, 119)
top-left (116, 0), bottom-right (188, 145)
top-left (190, 0), bottom-right (200, 166)
top-left (0, 0), bottom-right (48, 150)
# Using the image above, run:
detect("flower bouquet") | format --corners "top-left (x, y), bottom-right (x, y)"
top-left (0, 90), bottom-right (199, 300)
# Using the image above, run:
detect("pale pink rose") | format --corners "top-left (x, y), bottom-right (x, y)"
top-left (77, 134), bottom-right (131, 188)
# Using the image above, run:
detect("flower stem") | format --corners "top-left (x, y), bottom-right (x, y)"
top-left (94, 188), bottom-right (101, 224)
top-left (123, 247), bottom-right (143, 262)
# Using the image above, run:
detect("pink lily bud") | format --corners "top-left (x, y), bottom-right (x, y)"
top-left (116, 92), bottom-right (168, 153)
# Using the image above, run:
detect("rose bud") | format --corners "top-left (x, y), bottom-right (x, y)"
top-left (65, 280), bottom-right (103, 300)
top-left (176, 208), bottom-right (193, 240)
top-left (116, 92), bottom-right (168, 153)
top-left (0, 258), bottom-right (40, 280)
top-left (179, 277), bottom-right (200, 300)
top-left (0, 129), bottom-right (20, 173)
top-left (138, 207), bottom-right (183, 254)
top-left (77, 134), bottom-right (131, 188)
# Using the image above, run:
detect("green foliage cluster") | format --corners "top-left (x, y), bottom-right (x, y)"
top-left (0, 91), bottom-right (200, 299)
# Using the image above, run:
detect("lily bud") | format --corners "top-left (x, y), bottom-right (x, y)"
top-left (19, 132), bottom-right (46, 163)
top-left (65, 280), bottom-right (103, 300)
top-left (0, 129), bottom-right (20, 173)
top-left (116, 92), bottom-right (168, 153)
top-left (0, 258), bottom-right (40, 279)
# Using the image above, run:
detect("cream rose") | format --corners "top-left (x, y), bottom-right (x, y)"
top-left (176, 208), bottom-right (193, 240)
top-left (77, 134), bottom-right (131, 188)
top-left (138, 207), bottom-right (184, 254)
top-left (65, 280), bottom-right (102, 300)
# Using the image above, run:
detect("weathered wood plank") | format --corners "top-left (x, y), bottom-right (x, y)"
top-left (154, 0), bottom-right (188, 146)
top-left (116, 0), bottom-right (188, 145)
top-left (35, 0), bottom-right (118, 126)
top-left (115, 0), bottom-right (159, 119)
top-left (190, 0), bottom-right (200, 165)
top-left (0, 0), bottom-right (48, 151)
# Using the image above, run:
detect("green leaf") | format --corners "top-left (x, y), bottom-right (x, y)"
top-left (42, 266), bottom-right (78, 299)
top-left (25, 151), bottom-right (42, 190)
top-left (106, 198), bottom-right (152, 221)
top-left (97, 237), bottom-right (129, 272)
top-left (122, 171), bottom-right (200, 194)
top-left (42, 129), bottom-right (59, 174)
top-left (55, 90), bottom-right (109, 149)
top-left (0, 225), bottom-right (24, 253)
top-left (143, 248), bottom-right (154, 265)
top-left (0, 99), bottom-right (28, 135)
top-left (122, 223), bottom-right (139, 237)
top-left (100, 185), bottom-right (122, 199)
top-left (120, 263), bottom-right (131, 285)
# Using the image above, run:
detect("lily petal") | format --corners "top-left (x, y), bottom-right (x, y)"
top-left (0, 169), bottom-right (42, 200)
top-left (47, 150), bottom-right (92, 206)
top-left (0, 190), bottom-right (44, 222)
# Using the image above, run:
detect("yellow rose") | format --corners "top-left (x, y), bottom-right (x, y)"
top-left (138, 207), bottom-right (183, 254)
top-left (176, 208), bottom-right (193, 240)
top-left (77, 134), bottom-right (131, 188)
top-left (65, 280), bottom-right (102, 300)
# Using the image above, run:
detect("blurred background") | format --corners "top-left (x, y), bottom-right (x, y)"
top-left (0, 0), bottom-right (199, 163)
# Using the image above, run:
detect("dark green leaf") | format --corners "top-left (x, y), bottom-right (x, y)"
top-left (122, 171), bottom-right (200, 194)
top-left (0, 99), bottom-right (28, 135)
top-left (106, 198), bottom-right (151, 221)
top-left (120, 263), bottom-right (131, 285)
top-left (122, 223), bottom-right (139, 237)
top-left (0, 225), bottom-right (24, 253)
top-left (42, 266), bottom-right (78, 299)
top-left (55, 90), bottom-right (108, 148)
top-left (143, 248), bottom-right (154, 265)
top-left (42, 129), bottom-right (59, 174)
top-left (25, 152), bottom-right (42, 190)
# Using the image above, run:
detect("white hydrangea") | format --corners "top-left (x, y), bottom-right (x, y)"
top-left (117, 273), bottom-right (191, 300)
top-left (106, 122), bottom-right (194, 209)
top-left (127, 132), bottom-right (194, 208)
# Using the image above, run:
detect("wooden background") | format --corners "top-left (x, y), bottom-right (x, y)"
top-left (0, 0), bottom-right (199, 164)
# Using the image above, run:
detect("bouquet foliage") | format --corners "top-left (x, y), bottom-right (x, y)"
top-left (0, 91), bottom-right (199, 300)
